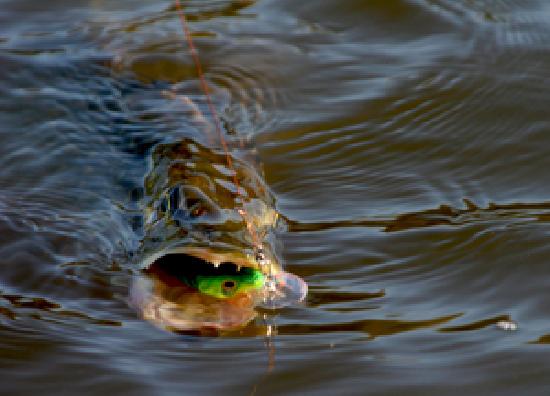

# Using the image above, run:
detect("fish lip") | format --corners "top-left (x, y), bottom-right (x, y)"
top-left (139, 245), bottom-right (281, 273)
top-left (129, 275), bottom-right (258, 333)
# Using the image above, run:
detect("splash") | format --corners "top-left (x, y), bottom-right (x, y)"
top-left (258, 271), bottom-right (308, 310)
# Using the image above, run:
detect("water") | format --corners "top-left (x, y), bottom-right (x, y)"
top-left (2, 0), bottom-right (550, 394)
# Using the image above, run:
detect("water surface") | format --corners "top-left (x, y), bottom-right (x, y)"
top-left (2, 0), bottom-right (550, 394)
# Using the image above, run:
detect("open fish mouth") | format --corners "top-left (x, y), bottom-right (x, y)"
top-left (130, 248), bottom-right (264, 333)
top-left (130, 247), bottom-right (307, 334)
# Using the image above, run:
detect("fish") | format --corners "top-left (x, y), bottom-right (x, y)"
top-left (129, 96), bottom-right (307, 334)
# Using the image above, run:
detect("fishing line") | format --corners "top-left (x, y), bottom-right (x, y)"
top-left (173, 0), bottom-right (277, 303)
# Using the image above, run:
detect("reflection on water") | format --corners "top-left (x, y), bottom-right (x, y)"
top-left (286, 199), bottom-right (550, 232)
top-left (2, 0), bottom-right (550, 394)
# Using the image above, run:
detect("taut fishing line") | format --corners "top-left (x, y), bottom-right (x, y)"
top-left (172, 0), bottom-right (281, 308)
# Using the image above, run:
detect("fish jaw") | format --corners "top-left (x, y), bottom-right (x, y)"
top-left (139, 245), bottom-right (282, 274)
top-left (131, 246), bottom-right (280, 333)
top-left (130, 275), bottom-right (259, 334)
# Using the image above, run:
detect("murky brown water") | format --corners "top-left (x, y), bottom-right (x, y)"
top-left (2, 0), bottom-right (550, 394)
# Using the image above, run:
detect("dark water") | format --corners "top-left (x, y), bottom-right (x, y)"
top-left (2, 0), bottom-right (550, 394)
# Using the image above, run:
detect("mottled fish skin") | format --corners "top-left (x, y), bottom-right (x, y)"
top-left (140, 136), bottom-right (282, 272)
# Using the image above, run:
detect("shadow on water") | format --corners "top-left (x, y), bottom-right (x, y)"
top-left (0, 291), bottom-right (122, 326)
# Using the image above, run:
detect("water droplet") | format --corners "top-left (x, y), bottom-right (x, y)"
top-left (496, 320), bottom-right (518, 331)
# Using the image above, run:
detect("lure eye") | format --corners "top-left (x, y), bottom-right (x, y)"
top-left (222, 280), bottom-right (237, 296)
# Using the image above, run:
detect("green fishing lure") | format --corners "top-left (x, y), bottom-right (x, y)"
top-left (196, 268), bottom-right (265, 299)
top-left (176, 263), bottom-right (265, 299)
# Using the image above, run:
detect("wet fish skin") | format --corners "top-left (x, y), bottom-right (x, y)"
top-left (131, 95), bottom-right (286, 333)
